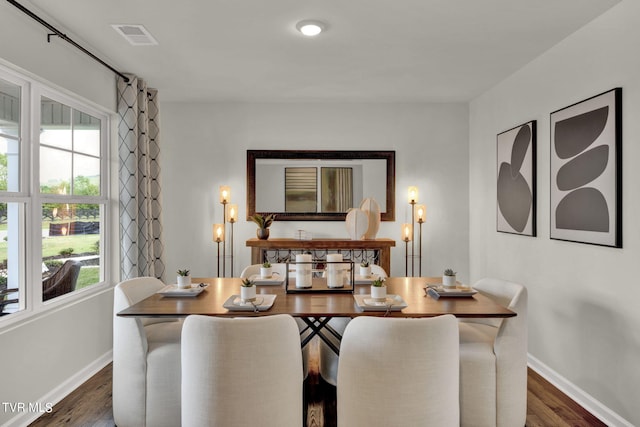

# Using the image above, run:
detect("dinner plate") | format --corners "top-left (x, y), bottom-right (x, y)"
top-left (222, 294), bottom-right (277, 311)
top-left (248, 273), bottom-right (284, 285)
top-left (347, 274), bottom-right (382, 285)
top-left (353, 294), bottom-right (408, 311)
top-left (157, 283), bottom-right (208, 297)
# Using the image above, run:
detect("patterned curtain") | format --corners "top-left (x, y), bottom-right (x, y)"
top-left (117, 74), bottom-right (166, 281)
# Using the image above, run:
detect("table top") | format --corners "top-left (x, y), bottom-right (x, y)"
top-left (117, 277), bottom-right (516, 319)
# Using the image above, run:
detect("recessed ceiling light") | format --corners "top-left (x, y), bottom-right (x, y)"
top-left (296, 20), bottom-right (326, 37)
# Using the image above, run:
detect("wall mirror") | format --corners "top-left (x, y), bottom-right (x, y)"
top-left (247, 150), bottom-right (395, 221)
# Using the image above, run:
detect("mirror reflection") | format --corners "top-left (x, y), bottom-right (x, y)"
top-left (247, 150), bottom-right (395, 221)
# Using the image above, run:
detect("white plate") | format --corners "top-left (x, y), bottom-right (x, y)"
top-left (248, 273), bottom-right (284, 285)
top-left (348, 274), bottom-right (382, 285)
top-left (157, 283), bottom-right (208, 297)
top-left (353, 294), bottom-right (408, 311)
top-left (222, 294), bottom-right (277, 311)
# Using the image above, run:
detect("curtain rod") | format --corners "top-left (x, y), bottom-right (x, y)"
top-left (6, 0), bottom-right (130, 83)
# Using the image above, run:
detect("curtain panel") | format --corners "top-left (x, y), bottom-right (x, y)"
top-left (117, 75), bottom-right (166, 281)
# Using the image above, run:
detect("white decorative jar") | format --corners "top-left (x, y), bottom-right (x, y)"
top-left (177, 275), bottom-right (191, 289)
top-left (370, 285), bottom-right (387, 302)
top-left (442, 275), bottom-right (457, 288)
top-left (260, 267), bottom-right (273, 278)
top-left (240, 285), bottom-right (256, 302)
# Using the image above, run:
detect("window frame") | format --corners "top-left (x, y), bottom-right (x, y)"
top-left (0, 62), bottom-right (112, 328)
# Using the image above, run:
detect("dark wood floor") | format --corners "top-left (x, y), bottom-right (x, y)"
top-left (30, 340), bottom-right (607, 427)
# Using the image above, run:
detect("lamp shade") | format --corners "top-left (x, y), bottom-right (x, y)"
top-left (415, 204), bottom-right (426, 223)
top-left (219, 185), bottom-right (230, 204)
top-left (408, 186), bottom-right (418, 203)
top-left (402, 223), bottom-right (412, 242)
top-left (213, 223), bottom-right (224, 242)
top-left (227, 204), bottom-right (238, 223)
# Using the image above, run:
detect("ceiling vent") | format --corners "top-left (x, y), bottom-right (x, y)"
top-left (111, 24), bottom-right (158, 46)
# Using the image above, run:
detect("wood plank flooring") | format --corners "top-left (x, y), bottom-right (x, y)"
top-left (29, 340), bottom-right (607, 427)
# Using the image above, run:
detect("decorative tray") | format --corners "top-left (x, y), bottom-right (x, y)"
top-left (348, 275), bottom-right (381, 285)
top-left (157, 283), bottom-right (208, 297)
top-left (222, 294), bottom-right (277, 311)
top-left (248, 273), bottom-right (284, 285)
top-left (424, 285), bottom-right (477, 299)
top-left (353, 294), bottom-right (408, 311)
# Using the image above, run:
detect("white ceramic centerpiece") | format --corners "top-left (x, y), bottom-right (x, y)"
top-left (177, 269), bottom-right (191, 289)
top-left (370, 277), bottom-right (387, 302)
top-left (260, 262), bottom-right (273, 278)
top-left (442, 268), bottom-right (457, 288)
top-left (240, 278), bottom-right (256, 302)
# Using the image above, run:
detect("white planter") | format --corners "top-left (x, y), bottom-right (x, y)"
top-left (260, 267), bottom-right (273, 278)
top-left (371, 285), bottom-right (387, 301)
top-left (240, 286), bottom-right (256, 302)
top-left (359, 265), bottom-right (372, 277)
top-left (177, 275), bottom-right (191, 289)
top-left (442, 275), bottom-right (457, 288)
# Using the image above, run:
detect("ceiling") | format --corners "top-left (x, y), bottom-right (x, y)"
top-left (21, 0), bottom-right (619, 103)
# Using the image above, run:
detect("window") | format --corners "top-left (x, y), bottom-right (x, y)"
top-left (0, 64), bottom-right (110, 321)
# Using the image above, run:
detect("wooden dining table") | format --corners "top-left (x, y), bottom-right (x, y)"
top-left (118, 276), bottom-right (515, 354)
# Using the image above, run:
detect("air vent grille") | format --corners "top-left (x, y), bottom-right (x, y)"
top-left (111, 24), bottom-right (158, 46)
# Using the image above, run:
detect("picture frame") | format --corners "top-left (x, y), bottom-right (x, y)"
top-left (496, 120), bottom-right (536, 236)
top-left (550, 88), bottom-right (622, 247)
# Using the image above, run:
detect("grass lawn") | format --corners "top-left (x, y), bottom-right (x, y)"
top-left (77, 266), bottom-right (100, 289)
top-left (0, 234), bottom-right (99, 263)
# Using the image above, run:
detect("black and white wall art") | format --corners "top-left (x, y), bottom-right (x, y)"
top-left (550, 88), bottom-right (622, 247)
top-left (497, 121), bottom-right (536, 236)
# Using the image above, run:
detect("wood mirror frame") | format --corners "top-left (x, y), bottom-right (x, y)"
top-left (247, 150), bottom-right (395, 221)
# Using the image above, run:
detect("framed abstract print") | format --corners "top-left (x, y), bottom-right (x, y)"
top-left (550, 88), bottom-right (622, 247)
top-left (497, 120), bottom-right (536, 236)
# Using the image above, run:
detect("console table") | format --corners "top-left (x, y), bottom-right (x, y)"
top-left (246, 238), bottom-right (396, 274)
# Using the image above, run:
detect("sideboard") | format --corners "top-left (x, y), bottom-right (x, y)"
top-left (246, 238), bottom-right (396, 274)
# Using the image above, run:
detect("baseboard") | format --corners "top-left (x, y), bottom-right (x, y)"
top-left (528, 354), bottom-right (633, 427)
top-left (1, 351), bottom-right (113, 427)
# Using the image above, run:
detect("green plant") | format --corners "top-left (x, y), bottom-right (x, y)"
top-left (177, 269), bottom-right (190, 276)
top-left (360, 260), bottom-right (370, 267)
top-left (444, 268), bottom-right (456, 276)
top-left (59, 247), bottom-right (74, 257)
top-left (262, 261), bottom-right (271, 268)
top-left (241, 278), bottom-right (255, 287)
top-left (371, 277), bottom-right (385, 287)
top-left (249, 213), bottom-right (276, 229)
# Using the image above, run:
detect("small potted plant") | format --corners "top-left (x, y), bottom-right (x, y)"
top-left (250, 213), bottom-right (276, 240)
top-left (240, 278), bottom-right (256, 302)
top-left (370, 277), bottom-right (387, 302)
top-left (443, 268), bottom-right (457, 288)
top-left (359, 260), bottom-right (371, 277)
top-left (260, 261), bottom-right (273, 278)
top-left (177, 269), bottom-right (191, 289)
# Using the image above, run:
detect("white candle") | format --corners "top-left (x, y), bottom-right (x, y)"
top-left (326, 254), bottom-right (343, 288)
top-left (296, 254), bottom-right (312, 288)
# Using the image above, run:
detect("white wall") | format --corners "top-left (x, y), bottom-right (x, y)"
top-left (469, 1), bottom-right (639, 425)
top-left (0, 3), bottom-right (117, 425)
top-left (161, 102), bottom-right (469, 280)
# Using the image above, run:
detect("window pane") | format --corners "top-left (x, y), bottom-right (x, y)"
top-left (0, 136), bottom-right (20, 192)
top-left (73, 154), bottom-right (100, 196)
top-left (40, 146), bottom-right (72, 194)
top-left (0, 202), bottom-right (24, 317)
top-left (73, 112), bottom-right (100, 156)
top-left (42, 204), bottom-right (101, 301)
top-left (40, 97), bottom-right (71, 150)
top-left (0, 79), bottom-right (20, 138)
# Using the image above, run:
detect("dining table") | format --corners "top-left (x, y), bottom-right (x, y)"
top-left (118, 276), bottom-right (515, 354)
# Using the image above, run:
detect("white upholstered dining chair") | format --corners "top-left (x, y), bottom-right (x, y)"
top-left (319, 264), bottom-right (388, 386)
top-left (113, 277), bottom-right (183, 427)
top-left (459, 278), bottom-right (528, 427)
top-left (337, 315), bottom-right (460, 427)
top-left (181, 314), bottom-right (303, 427)
top-left (239, 262), bottom-right (287, 279)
